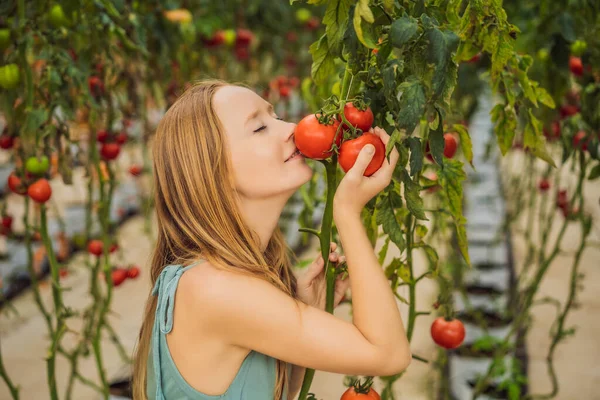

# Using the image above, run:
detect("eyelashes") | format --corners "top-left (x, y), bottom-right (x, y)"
top-left (253, 117), bottom-right (284, 133)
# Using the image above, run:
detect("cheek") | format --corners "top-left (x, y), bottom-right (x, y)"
top-left (230, 144), bottom-right (281, 192)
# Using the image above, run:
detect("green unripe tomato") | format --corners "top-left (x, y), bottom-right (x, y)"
top-left (570, 40), bottom-right (587, 57)
top-left (25, 156), bottom-right (50, 175)
top-left (223, 29), bottom-right (236, 46)
top-left (0, 29), bottom-right (11, 51)
top-left (537, 48), bottom-right (549, 62)
top-left (49, 4), bottom-right (71, 28)
top-left (295, 8), bottom-right (312, 24)
top-left (0, 64), bottom-right (20, 89)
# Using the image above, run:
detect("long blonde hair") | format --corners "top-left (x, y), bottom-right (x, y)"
top-left (132, 79), bottom-right (298, 400)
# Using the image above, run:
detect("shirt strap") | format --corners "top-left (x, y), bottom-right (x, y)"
top-left (150, 259), bottom-right (204, 399)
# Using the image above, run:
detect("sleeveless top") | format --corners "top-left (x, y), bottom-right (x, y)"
top-left (146, 260), bottom-right (291, 399)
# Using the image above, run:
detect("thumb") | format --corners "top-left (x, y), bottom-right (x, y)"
top-left (348, 144), bottom-right (375, 178)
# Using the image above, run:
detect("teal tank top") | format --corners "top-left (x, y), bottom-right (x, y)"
top-left (146, 261), bottom-right (291, 399)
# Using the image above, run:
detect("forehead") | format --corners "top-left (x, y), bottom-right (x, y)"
top-left (213, 85), bottom-right (265, 118)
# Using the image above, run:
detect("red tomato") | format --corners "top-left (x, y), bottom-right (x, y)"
top-left (279, 85), bottom-right (291, 98)
top-left (544, 121), bottom-right (561, 141)
top-left (339, 133), bottom-right (386, 177)
top-left (286, 32), bottom-right (298, 42)
top-left (294, 114), bottom-right (342, 160)
top-left (539, 179), bottom-right (550, 191)
top-left (341, 103), bottom-right (374, 133)
top-left (556, 189), bottom-right (568, 209)
top-left (203, 30), bottom-right (225, 47)
top-left (1, 215), bottom-right (12, 229)
top-left (573, 130), bottom-right (588, 151)
top-left (87, 240), bottom-right (104, 256)
top-left (109, 243), bottom-right (118, 253)
top-left (289, 76), bottom-right (300, 88)
top-left (235, 29), bottom-right (253, 47)
top-left (129, 164), bottom-right (143, 177)
top-left (111, 268), bottom-right (128, 287)
top-left (7, 172), bottom-right (27, 195)
top-left (100, 143), bottom-right (121, 160)
top-left (115, 132), bottom-right (128, 145)
top-left (97, 130), bottom-right (109, 143)
top-left (569, 56), bottom-right (583, 76)
top-left (27, 179), bottom-right (52, 203)
top-left (305, 17), bottom-right (320, 31)
top-left (127, 266), bottom-right (140, 279)
top-left (340, 387), bottom-right (381, 400)
top-left (560, 104), bottom-right (579, 119)
top-left (0, 135), bottom-right (14, 149)
top-left (431, 317), bottom-right (465, 349)
top-left (276, 75), bottom-right (288, 87)
top-left (235, 47), bottom-right (249, 61)
top-left (443, 133), bottom-right (458, 158)
top-left (467, 53), bottom-right (481, 63)
top-left (88, 76), bottom-right (105, 97)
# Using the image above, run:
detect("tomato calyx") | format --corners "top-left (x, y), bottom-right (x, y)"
top-left (344, 376), bottom-right (377, 395)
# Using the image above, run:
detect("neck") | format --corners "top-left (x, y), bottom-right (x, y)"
top-left (238, 194), bottom-right (290, 252)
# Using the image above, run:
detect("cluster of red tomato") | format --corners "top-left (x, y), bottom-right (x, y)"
top-left (294, 102), bottom-right (460, 176)
top-left (543, 87), bottom-right (595, 152)
top-left (7, 167), bottom-right (52, 204)
top-left (200, 28), bottom-right (255, 61)
top-left (294, 103), bottom-right (385, 176)
top-left (267, 75), bottom-right (300, 99)
top-left (87, 239), bottom-right (140, 286)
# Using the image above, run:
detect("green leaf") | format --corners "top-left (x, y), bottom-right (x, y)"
top-left (324, 0), bottom-right (352, 54)
top-left (23, 109), bottom-right (48, 137)
top-left (453, 123), bottom-right (473, 167)
top-left (588, 164), bottom-right (600, 180)
top-left (376, 192), bottom-right (406, 252)
top-left (397, 78), bottom-right (426, 134)
top-left (413, 242), bottom-right (439, 270)
top-left (491, 103), bottom-right (517, 155)
top-left (401, 169), bottom-right (428, 220)
top-left (353, 0), bottom-right (376, 48)
top-left (390, 16), bottom-right (418, 48)
top-left (439, 159), bottom-right (470, 265)
top-left (309, 34), bottom-right (336, 83)
top-left (407, 137), bottom-right (423, 176)
top-left (416, 224), bottom-right (428, 238)
top-left (378, 237), bottom-right (390, 265)
top-left (429, 111), bottom-right (445, 166)
top-left (524, 110), bottom-right (557, 167)
top-left (535, 86), bottom-right (556, 109)
top-left (397, 261), bottom-right (411, 283)
top-left (425, 26), bottom-right (460, 100)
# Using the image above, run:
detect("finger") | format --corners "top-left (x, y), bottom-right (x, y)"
top-left (347, 144), bottom-right (376, 178)
top-left (329, 252), bottom-right (339, 262)
top-left (329, 242), bottom-right (337, 252)
top-left (306, 256), bottom-right (325, 280)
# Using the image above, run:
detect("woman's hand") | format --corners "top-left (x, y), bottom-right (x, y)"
top-left (333, 127), bottom-right (399, 219)
top-left (295, 242), bottom-right (350, 311)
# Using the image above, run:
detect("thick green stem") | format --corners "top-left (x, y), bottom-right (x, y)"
top-left (40, 206), bottom-right (64, 400)
top-left (298, 158), bottom-right (338, 400)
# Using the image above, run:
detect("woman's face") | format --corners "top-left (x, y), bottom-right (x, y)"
top-left (213, 85), bottom-right (313, 200)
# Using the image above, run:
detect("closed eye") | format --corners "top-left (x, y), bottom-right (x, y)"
top-left (253, 117), bottom-right (283, 133)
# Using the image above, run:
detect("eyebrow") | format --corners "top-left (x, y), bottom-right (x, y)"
top-left (245, 103), bottom-right (274, 125)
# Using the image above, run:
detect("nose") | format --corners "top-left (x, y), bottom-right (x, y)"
top-left (286, 122), bottom-right (297, 142)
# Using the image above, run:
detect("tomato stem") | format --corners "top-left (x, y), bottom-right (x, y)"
top-left (297, 156), bottom-right (339, 400)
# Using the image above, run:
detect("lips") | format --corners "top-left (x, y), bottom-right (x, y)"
top-left (285, 147), bottom-right (302, 162)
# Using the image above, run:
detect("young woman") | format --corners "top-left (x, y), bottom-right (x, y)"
top-left (132, 80), bottom-right (411, 400)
